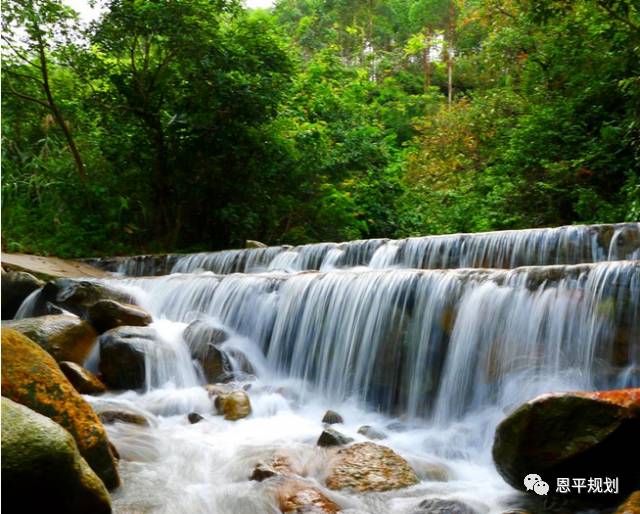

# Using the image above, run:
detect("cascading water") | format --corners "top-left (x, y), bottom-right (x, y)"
top-left (65, 224), bottom-right (640, 513)
top-left (86, 222), bottom-right (640, 276)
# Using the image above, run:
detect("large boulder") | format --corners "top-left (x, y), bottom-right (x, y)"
top-left (183, 318), bottom-right (228, 382)
top-left (99, 326), bottom-right (157, 390)
top-left (60, 361), bottom-right (107, 395)
top-left (1, 398), bottom-right (112, 514)
top-left (326, 442), bottom-right (419, 492)
top-left (88, 299), bottom-right (152, 332)
top-left (214, 390), bottom-right (252, 421)
top-left (493, 389), bottom-right (640, 500)
top-left (317, 427), bottom-right (354, 448)
top-left (1, 269), bottom-right (44, 319)
top-left (1, 328), bottom-right (120, 489)
top-left (27, 278), bottom-right (133, 318)
top-left (3, 315), bottom-right (98, 364)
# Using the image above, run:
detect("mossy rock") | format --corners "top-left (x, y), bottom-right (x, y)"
top-left (88, 299), bottom-right (152, 333)
top-left (1, 328), bottom-right (120, 489)
top-left (1, 397), bottom-right (112, 513)
top-left (3, 315), bottom-right (98, 364)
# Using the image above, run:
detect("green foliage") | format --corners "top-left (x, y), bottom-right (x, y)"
top-left (2, 0), bottom-right (638, 257)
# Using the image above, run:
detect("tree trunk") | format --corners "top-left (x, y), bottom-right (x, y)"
top-left (447, 1), bottom-right (455, 105)
top-left (423, 30), bottom-right (431, 91)
top-left (37, 35), bottom-right (86, 180)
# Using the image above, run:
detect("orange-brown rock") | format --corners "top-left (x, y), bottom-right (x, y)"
top-left (326, 442), bottom-right (419, 492)
top-left (615, 491), bottom-right (640, 514)
top-left (277, 478), bottom-right (340, 514)
top-left (1, 328), bottom-right (120, 489)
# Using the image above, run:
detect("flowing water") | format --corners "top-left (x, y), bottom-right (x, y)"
top-left (62, 224), bottom-right (640, 513)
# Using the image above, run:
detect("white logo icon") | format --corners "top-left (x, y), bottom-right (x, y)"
top-left (524, 473), bottom-right (549, 495)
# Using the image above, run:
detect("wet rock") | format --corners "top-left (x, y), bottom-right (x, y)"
top-left (214, 390), bottom-right (252, 421)
top-left (88, 299), bottom-right (152, 333)
top-left (1, 328), bottom-right (120, 489)
top-left (386, 421), bottom-right (409, 432)
top-left (250, 463), bottom-right (278, 482)
top-left (99, 326), bottom-right (157, 390)
top-left (1, 270), bottom-right (44, 319)
top-left (410, 458), bottom-right (450, 482)
top-left (3, 315), bottom-right (98, 364)
top-left (357, 425), bottom-right (387, 440)
top-left (322, 410), bottom-right (344, 425)
top-left (246, 240), bottom-right (267, 249)
top-left (188, 412), bottom-right (204, 424)
top-left (326, 442), bottom-right (419, 492)
top-left (60, 361), bottom-right (107, 395)
top-left (1, 398), bottom-right (111, 514)
top-left (493, 389), bottom-right (640, 499)
top-left (98, 410), bottom-right (150, 426)
top-left (413, 498), bottom-right (479, 514)
top-left (29, 278), bottom-right (133, 318)
top-left (615, 491), bottom-right (640, 514)
top-left (183, 318), bottom-right (228, 382)
top-left (205, 383), bottom-right (233, 397)
top-left (276, 478), bottom-right (340, 514)
top-left (317, 427), bottom-right (353, 448)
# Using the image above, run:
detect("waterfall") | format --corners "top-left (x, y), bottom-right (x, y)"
top-left (66, 224), bottom-right (639, 513)
top-left (115, 260), bottom-right (639, 422)
top-left (88, 222), bottom-right (640, 276)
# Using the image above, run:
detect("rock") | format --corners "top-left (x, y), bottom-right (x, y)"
top-left (1, 398), bottom-right (111, 514)
top-left (183, 318), bottom-right (228, 382)
top-left (205, 383), bottom-right (233, 397)
top-left (27, 278), bottom-right (134, 318)
top-left (188, 412), bottom-right (204, 424)
top-left (99, 326), bottom-right (157, 390)
top-left (88, 299), bottom-right (152, 332)
top-left (326, 442), bottom-right (419, 492)
top-left (413, 498), bottom-right (478, 514)
top-left (250, 456), bottom-right (294, 482)
top-left (1, 270), bottom-right (44, 319)
top-left (1, 328), bottom-right (120, 489)
top-left (386, 421), bottom-right (410, 432)
top-left (615, 491), bottom-right (640, 514)
top-left (410, 458), bottom-right (450, 482)
top-left (321, 410), bottom-right (344, 425)
top-left (317, 427), bottom-right (354, 447)
top-left (98, 410), bottom-right (150, 426)
top-left (492, 389), bottom-right (640, 499)
top-left (357, 425), bottom-right (387, 440)
top-left (214, 390), bottom-right (252, 421)
top-left (250, 463), bottom-right (278, 481)
top-left (276, 478), bottom-right (340, 514)
top-left (60, 361), bottom-right (107, 395)
top-left (246, 240), bottom-right (267, 249)
top-left (3, 315), bottom-right (98, 364)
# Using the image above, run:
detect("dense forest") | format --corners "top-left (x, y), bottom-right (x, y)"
top-left (2, 0), bottom-right (639, 257)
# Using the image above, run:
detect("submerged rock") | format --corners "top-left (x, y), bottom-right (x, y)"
top-left (276, 478), bottom-right (340, 514)
top-left (413, 498), bottom-right (479, 514)
top-left (188, 412), bottom-right (204, 424)
top-left (98, 410), bottom-right (150, 427)
top-left (88, 299), bottom-right (152, 332)
top-left (1, 269), bottom-right (44, 319)
top-left (99, 326), bottom-right (157, 390)
top-left (326, 442), bottom-right (419, 492)
top-left (60, 361), bottom-right (107, 395)
top-left (1, 398), bottom-right (112, 514)
top-left (317, 427), bottom-right (353, 447)
top-left (214, 390), bottom-right (252, 421)
top-left (357, 425), bottom-right (387, 440)
top-left (183, 318), bottom-right (228, 382)
top-left (1, 328), bottom-right (120, 489)
top-left (3, 315), bottom-right (98, 364)
top-left (493, 389), bottom-right (640, 500)
top-left (321, 410), bottom-right (344, 425)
